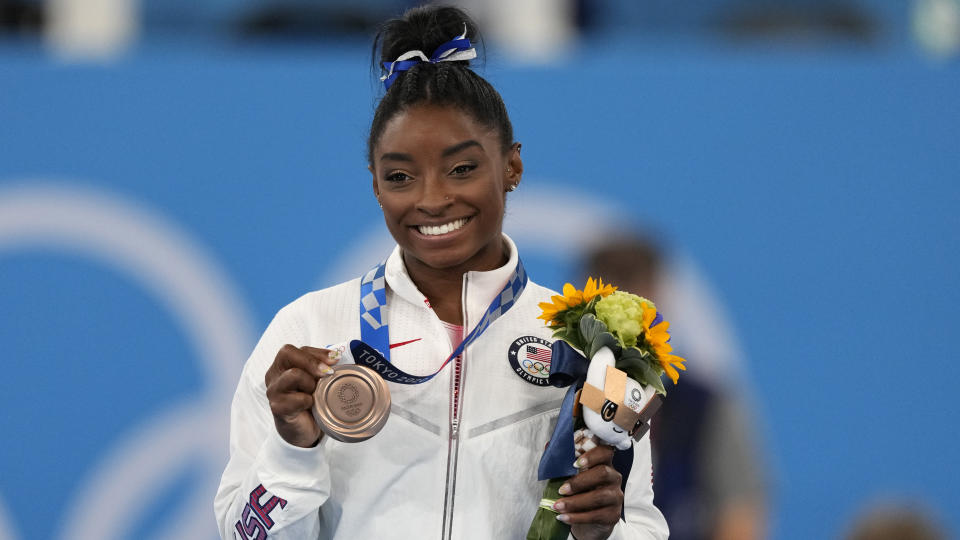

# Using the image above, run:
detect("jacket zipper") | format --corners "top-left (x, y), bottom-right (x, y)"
top-left (441, 275), bottom-right (469, 539)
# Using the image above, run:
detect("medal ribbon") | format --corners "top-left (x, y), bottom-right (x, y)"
top-left (353, 258), bottom-right (528, 385)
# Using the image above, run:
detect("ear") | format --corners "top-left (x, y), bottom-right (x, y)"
top-left (504, 142), bottom-right (523, 192)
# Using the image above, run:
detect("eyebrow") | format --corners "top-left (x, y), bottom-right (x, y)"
top-left (380, 152), bottom-right (414, 163)
top-left (379, 139), bottom-right (483, 163)
top-left (441, 139), bottom-right (482, 158)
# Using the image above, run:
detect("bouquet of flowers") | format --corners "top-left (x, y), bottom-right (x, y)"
top-left (527, 278), bottom-right (686, 540)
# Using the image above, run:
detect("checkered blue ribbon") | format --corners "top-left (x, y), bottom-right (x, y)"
top-left (353, 258), bottom-right (528, 385)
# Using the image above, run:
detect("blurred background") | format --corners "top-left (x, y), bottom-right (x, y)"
top-left (1, 0), bottom-right (957, 538)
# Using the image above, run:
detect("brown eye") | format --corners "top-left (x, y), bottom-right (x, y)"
top-left (386, 172), bottom-right (411, 183)
top-left (450, 164), bottom-right (477, 176)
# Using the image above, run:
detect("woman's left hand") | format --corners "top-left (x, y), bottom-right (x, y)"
top-left (552, 443), bottom-right (623, 540)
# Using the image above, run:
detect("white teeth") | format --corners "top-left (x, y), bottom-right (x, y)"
top-left (418, 218), bottom-right (468, 236)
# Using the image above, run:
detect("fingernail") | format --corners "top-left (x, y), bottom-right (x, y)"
top-left (328, 349), bottom-right (341, 361)
top-left (556, 514), bottom-right (569, 523)
top-left (320, 365), bottom-right (335, 376)
top-left (573, 457), bottom-right (585, 469)
top-left (558, 483), bottom-right (571, 495)
top-left (552, 501), bottom-right (565, 512)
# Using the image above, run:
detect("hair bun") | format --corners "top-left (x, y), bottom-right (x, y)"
top-left (367, 5), bottom-right (512, 165)
top-left (375, 6), bottom-right (480, 68)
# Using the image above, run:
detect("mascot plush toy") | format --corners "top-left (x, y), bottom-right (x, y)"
top-left (578, 346), bottom-right (661, 450)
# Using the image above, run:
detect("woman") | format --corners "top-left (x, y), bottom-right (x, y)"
top-left (215, 6), bottom-right (668, 539)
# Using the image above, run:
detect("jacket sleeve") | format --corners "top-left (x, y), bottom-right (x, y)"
top-left (606, 435), bottom-right (670, 540)
top-left (214, 308), bottom-right (332, 539)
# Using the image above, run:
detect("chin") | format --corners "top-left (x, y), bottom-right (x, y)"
top-left (402, 234), bottom-right (501, 272)
top-left (407, 246), bottom-right (476, 271)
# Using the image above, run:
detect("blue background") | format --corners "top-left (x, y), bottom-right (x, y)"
top-left (2, 25), bottom-right (959, 540)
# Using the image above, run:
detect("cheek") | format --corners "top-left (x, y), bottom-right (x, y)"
top-left (377, 200), bottom-right (402, 226)
top-left (487, 193), bottom-right (507, 221)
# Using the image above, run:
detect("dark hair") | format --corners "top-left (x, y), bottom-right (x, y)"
top-left (367, 5), bottom-right (514, 165)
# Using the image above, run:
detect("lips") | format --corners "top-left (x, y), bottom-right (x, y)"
top-left (415, 217), bottom-right (471, 236)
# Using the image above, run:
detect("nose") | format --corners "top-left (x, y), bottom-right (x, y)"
top-left (415, 175), bottom-right (453, 216)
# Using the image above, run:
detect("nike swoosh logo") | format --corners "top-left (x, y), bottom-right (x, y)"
top-left (389, 338), bottom-right (422, 349)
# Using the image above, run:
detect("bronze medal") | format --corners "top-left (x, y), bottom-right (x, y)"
top-left (312, 364), bottom-right (391, 443)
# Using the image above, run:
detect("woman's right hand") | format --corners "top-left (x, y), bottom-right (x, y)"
top-left (264, 345), bottom-right (340, 448)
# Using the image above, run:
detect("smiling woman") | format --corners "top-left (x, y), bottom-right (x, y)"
top-left (372, 105), bottom-right (521, 324)
top-left (215, 5), bottom-right (668, 540)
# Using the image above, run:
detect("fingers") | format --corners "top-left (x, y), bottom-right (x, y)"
top-left (558, 460), bottom-right (621, 500)
top-left (554, 482), bottom-right (623, 526)
top-left (302, 346), bottom-right (341, 368)
top-left (266, 364), bottom-right (319, 425)
top-left (270, 367), bottom-right (319, 399)
top-left (266, 344), bottom-right (344, 410)
top-left (553, 444), bottom-right (623, 526)
top-left (270, 389), bottom-right (314, 422)
top-left (264, 344), bottom-right (340, 448)
top-left (573, 443), bottom-right (615, 471)
top-left (556, 500), bottom-right (622, 527)
top-left (265, 345), bottom-right (336, 387)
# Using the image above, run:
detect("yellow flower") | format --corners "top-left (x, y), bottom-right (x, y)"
top-left (583, 276), bottom-right (616, 303)
top-left (560, 282), bottom-right (585, 307)
top-left (537, 277), bottom-right (616, 325)
top-left (641, 304), bottom-right (687, 384)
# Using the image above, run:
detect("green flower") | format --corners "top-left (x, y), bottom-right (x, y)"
top-left (594, 291), bottom-right (655, 349)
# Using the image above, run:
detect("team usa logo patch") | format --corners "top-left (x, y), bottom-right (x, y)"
top-left (508, 336), bottom-right (553, 386)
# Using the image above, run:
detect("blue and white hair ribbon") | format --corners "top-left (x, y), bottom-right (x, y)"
top-left (380, 25), bottom-right (477, 90)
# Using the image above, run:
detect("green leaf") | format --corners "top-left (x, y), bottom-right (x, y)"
top-left (615, 356), bottom-right (646, 382)
top-left (579, 313), bottom-right (619, 358)
top-left (613, 347), bottom-right (668, 395)
top-left (586, 331), bottom-right (620, 359)
top-left (639, 361), bottom-right (667, 395)
top-left (619, 346), bottom-right (645, 362)
top-left (563, 305), bottom-right (586, 327)
top-left (578, 313), bottom-right (605, 342)
top-left (613, 347), bottom-right (645, 378)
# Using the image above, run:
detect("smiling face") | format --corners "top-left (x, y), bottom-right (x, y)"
top-left (371, 104), bottom-right (522, 278)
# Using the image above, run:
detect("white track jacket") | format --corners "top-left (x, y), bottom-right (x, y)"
top-left (215, 236), bottom-right (669, 539)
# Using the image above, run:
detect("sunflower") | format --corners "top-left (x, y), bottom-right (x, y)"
top-left (537, 277), bottom-right (616, 326)
top-left (582, 277), bottom-right (616, 303)
top-left (641, 304), bottom-right (687, 384)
